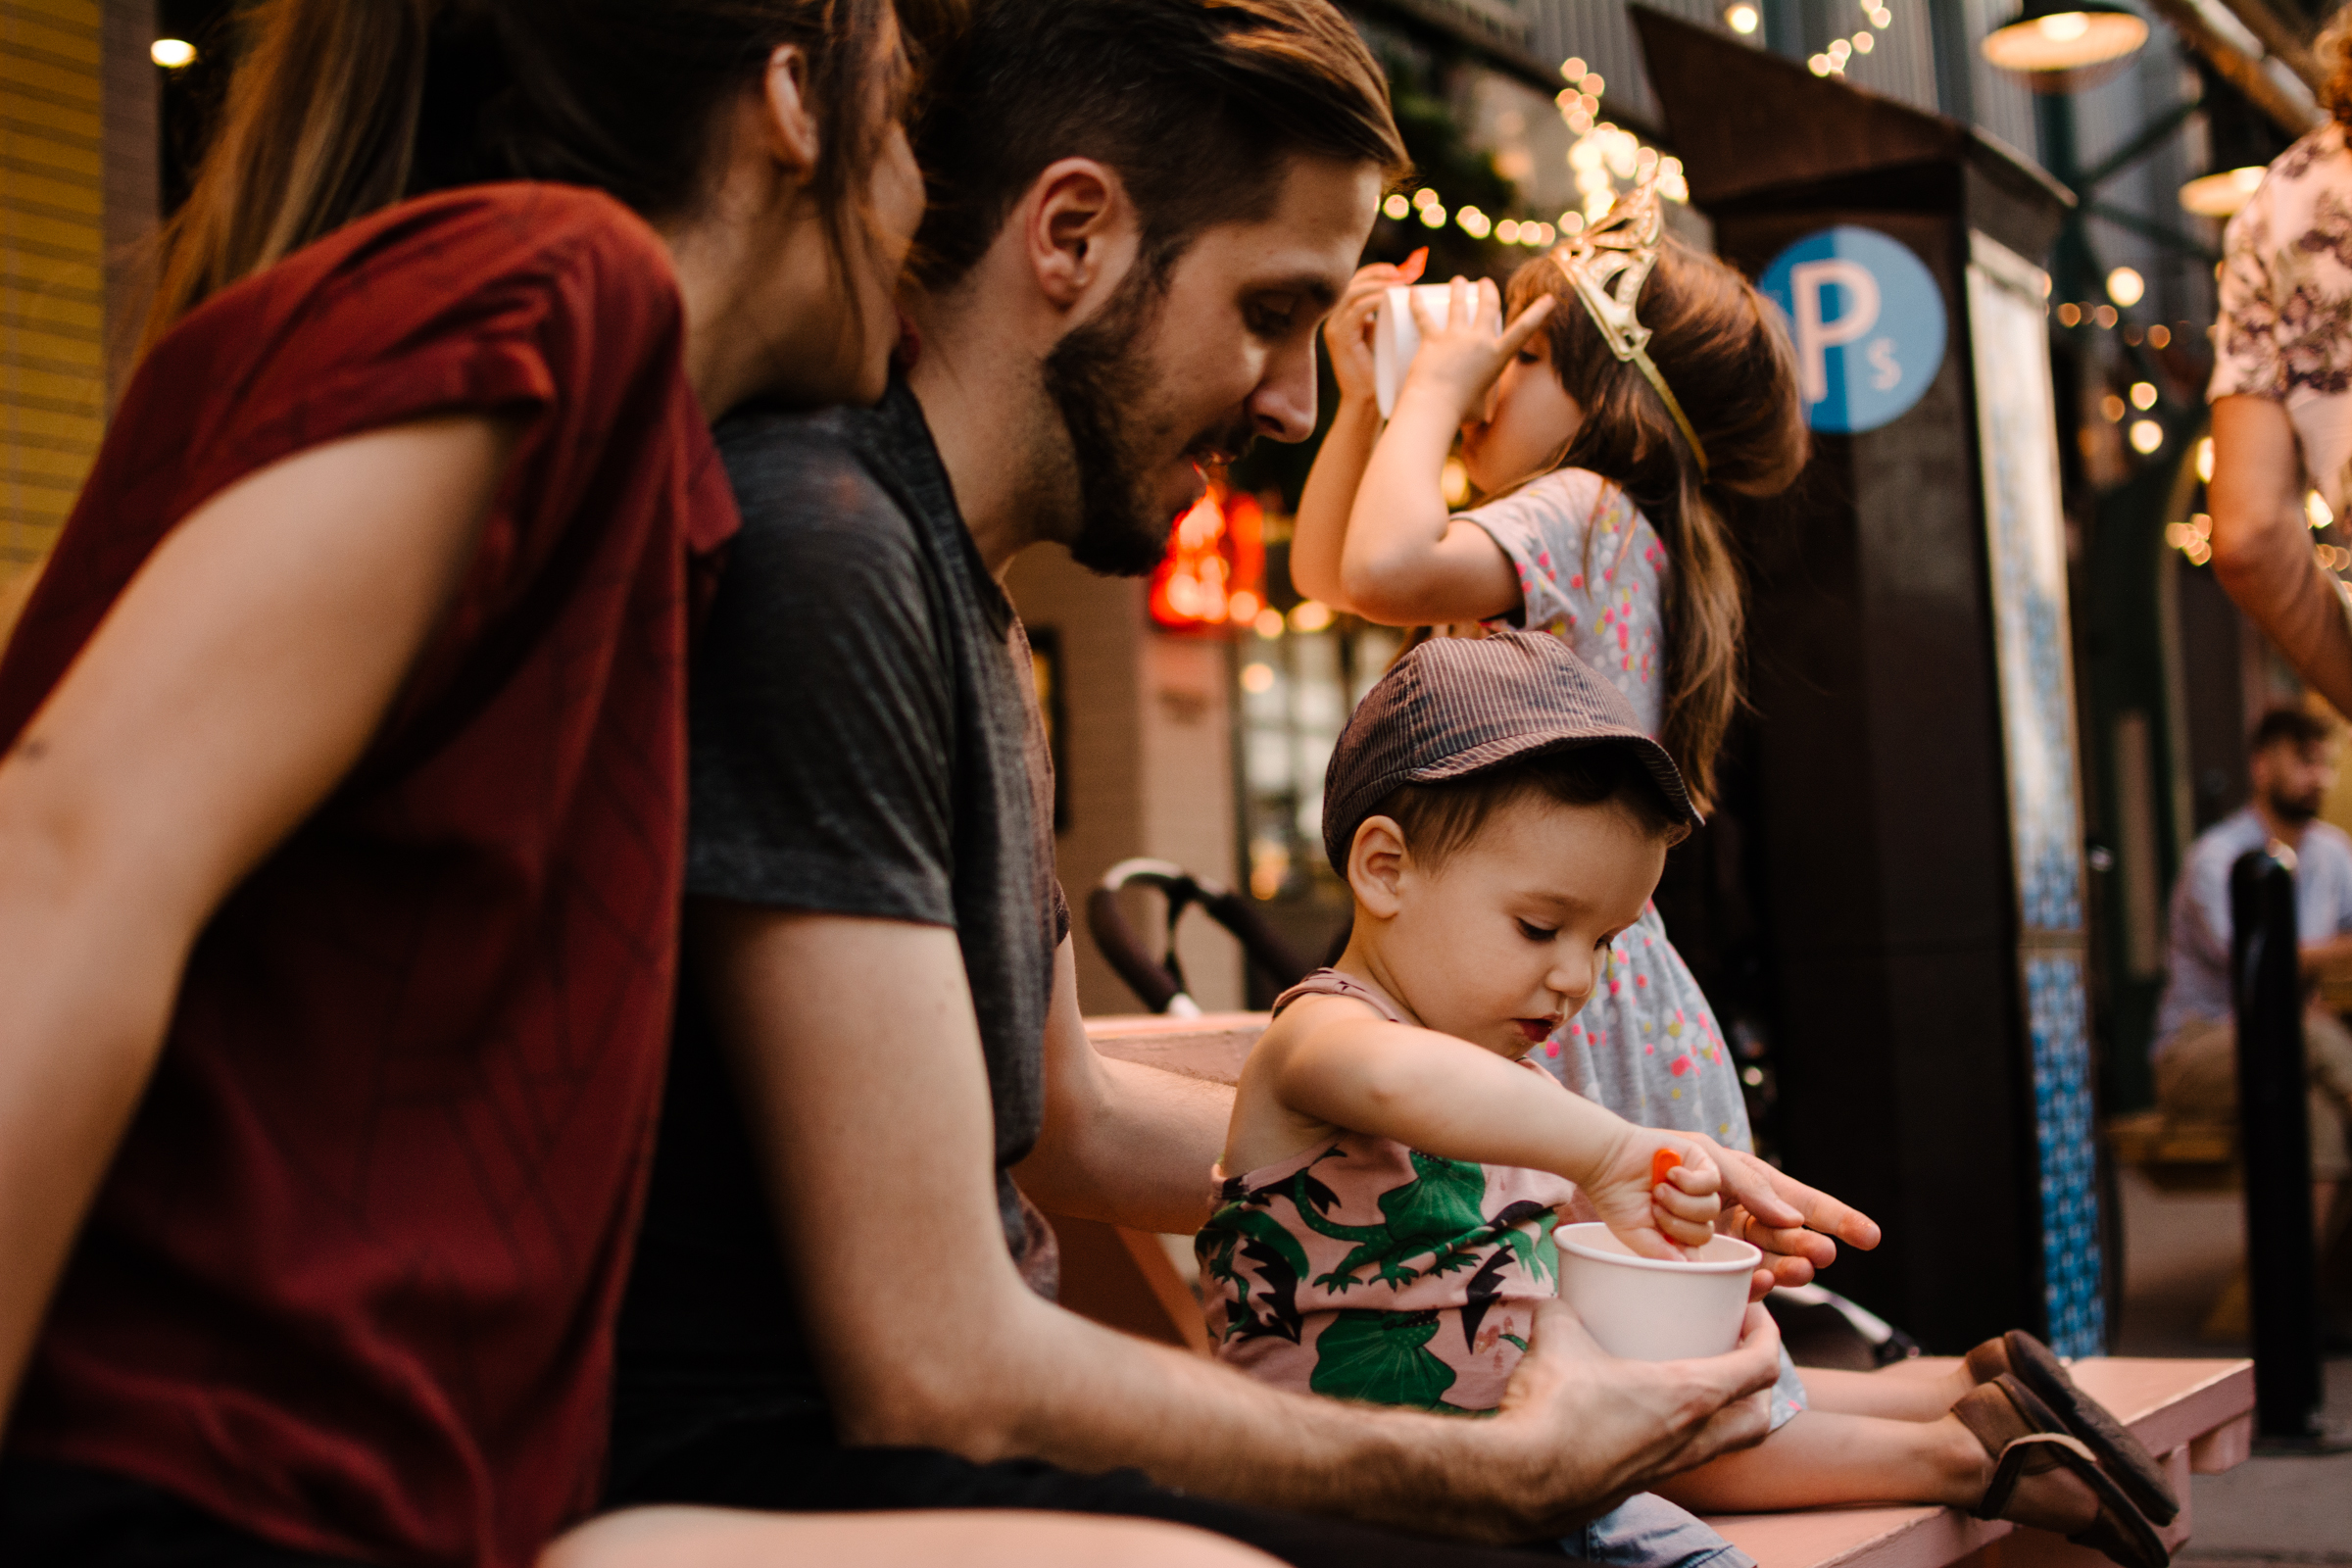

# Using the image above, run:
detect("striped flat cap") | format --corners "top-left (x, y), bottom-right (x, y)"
top-left (1320, 629), bottom-right (1700, 872)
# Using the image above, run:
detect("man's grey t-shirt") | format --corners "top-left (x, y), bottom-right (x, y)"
top-left (611, 379), bottom-right (1061, 1484)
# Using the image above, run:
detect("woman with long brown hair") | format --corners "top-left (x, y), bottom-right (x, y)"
top-left (0, 4), bottom-right (1268, 1565)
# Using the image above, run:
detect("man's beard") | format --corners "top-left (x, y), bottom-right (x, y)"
top-left (1040, 263), bottom-right (1258, 577)
top-left (2268, 782), bottom-right (2325, 825)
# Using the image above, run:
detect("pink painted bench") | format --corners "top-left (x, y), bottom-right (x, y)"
top-left (1050, 1014), bottom-right (2257, 1568)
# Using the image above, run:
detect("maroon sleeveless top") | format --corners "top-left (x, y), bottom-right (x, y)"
top-left (0, 184), bottom-right (735, 1566)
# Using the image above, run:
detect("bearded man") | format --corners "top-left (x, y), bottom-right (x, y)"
top-left (595, 5), bottom-right (1875, 1562)
top-left (2153, 706), bottom-right (2352, 1244)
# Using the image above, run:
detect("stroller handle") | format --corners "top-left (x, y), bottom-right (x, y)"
top-left (1086, 858), bottom-right (1313, 1015)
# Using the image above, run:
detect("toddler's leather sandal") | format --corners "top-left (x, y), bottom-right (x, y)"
top-left (1955, 1375), bottom-right (2171, 1568)
top-left (1964, 1329), bottom-right (2179, 1526)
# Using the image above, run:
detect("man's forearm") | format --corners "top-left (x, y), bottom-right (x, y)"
top-left (860, 1290), bottom-right (1779, 1544)
top-left (942, 1293), bottom-right (1522, 1538)
top-left (2302, 933), bottom-right (2352, 978)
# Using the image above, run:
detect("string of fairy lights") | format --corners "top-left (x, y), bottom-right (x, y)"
top-left (1382, 58), bottom-right (1689, 248)
top-left (1719, 0), bottom-right (1893, 77)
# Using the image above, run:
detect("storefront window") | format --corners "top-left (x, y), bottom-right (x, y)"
top-left (1236, 608), bottom-right (1398, 989)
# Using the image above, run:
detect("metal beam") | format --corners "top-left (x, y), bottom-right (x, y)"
top-left (2144, 0), bottom-right (2322, 137)
top-left (2085, 199), bottom-right (2223, 263)
top-left (1352, 0), bottom-right (1559, 94)
top-left (2214, 0), bottom-right (2327, 96)
top-left (2076, 97), bottom-right (2204, 194)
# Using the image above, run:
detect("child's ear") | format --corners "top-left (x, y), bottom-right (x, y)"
top-left (1347, 815), bottom-right (1411, 917)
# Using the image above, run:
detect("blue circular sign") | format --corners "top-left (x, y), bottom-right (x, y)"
top-left (1759, 226), bottom-right (1946, 434)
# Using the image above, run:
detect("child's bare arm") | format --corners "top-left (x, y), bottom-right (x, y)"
top-left (1294, 258), bottom-right (1417, 609)
top-left (1341, 279), bottom-right (1549, 627)
top-left (1266, 995), bottom-right (1718, 1257)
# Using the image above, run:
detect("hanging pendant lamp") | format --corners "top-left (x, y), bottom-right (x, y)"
top-left (1983, 2), bottom-right (2150, 92)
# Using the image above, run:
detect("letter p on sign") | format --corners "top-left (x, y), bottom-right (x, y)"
top-left (1761, 225), bottom-right (1945, 435)
top-left (1789, 259), bottom-right (1881, 405)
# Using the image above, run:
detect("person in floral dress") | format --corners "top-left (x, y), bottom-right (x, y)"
top-left (2208, 16), bottom-right (2352, 723)
top-left (1292, 222), bottom-right (1803, 1158)
top-left (1461, 468), bottom-right (1748, 1143)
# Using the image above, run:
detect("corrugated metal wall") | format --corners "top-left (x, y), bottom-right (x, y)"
top-left (1516, 0), bottom-right (2038, 155)
top-left (1525, 0), bottom-right (1719, 127)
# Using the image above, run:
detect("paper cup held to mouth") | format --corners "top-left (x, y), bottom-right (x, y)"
top-left (1554, 1221), bottom-right (1761, 1362)
top-left (1373, 283), bottom-right (1461, 418)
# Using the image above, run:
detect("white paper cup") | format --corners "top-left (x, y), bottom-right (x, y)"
top-left (1373, 283), bottom-right (1468, 417)
top-left (1554, 1222), bottom-right (1761, 1362)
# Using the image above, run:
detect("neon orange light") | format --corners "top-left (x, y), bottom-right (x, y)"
top-left (1149, 480), bottom-right (1265, 630)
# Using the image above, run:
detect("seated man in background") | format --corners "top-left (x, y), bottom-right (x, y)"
top-left (2153, 706), bottom-right (2352, 1245)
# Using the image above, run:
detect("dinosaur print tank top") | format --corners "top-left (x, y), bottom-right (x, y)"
top-left (1196, 970), bottom-right (1578, 1414)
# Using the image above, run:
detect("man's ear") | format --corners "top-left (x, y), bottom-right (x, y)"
top-left (1021, 157), bottom-right (1137, 310)
top-left (1348, 816), bottom-right (1412, 918)
top-left (758, 44), bottom-right (820, 179)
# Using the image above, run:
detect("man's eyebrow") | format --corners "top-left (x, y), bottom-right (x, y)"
top-left (1253, 271), bottom-right (1344, 313)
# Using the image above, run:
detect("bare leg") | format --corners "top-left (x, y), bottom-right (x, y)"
top-left (543, 1506), bottom-right (1285, 1568)
top-left (1653, 1411), bottom-right (1990, 1513)
top-left (1796, 1363), bottom-right (1976, 1422)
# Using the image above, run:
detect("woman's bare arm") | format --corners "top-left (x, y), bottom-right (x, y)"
top-left (2208, 394), bottom-right (2352, 717)
top-left (0, 416), bottom-right (514, 1420)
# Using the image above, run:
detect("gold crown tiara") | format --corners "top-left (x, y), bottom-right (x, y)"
top-left (1551, 174), bottom-right (1709, 479)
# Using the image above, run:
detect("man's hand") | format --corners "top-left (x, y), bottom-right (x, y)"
top-left (1679, 1135), bottom-right (1882, 1298)
top-left (2300, 932), bottom-right (2352, 982)
top-left (1479, 1298), bottom-right (1781, 1539)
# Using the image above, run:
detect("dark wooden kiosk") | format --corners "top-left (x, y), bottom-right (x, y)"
top-left (1632, 8), bottom-right (2099, 1356)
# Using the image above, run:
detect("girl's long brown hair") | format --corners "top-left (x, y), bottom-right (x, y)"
top-left (2325, 10), bottom-right (2352, 126)
top-left (142, 0), bottom-right (914, 354)
top-left (1499, 237), bottom-right (1805, 814)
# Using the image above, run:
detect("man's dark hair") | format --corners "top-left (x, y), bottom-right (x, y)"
top-left (908, 0), bottom-right (1409, 291)
top-left (2252, 706), bottom-right (2336, 755)
top-left (1375, 745), bottom-right (1690, 872)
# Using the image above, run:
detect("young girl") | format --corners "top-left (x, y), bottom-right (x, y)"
top-left (1294, 194), bottom-right (1798, 1152)
top-left (1204, 632), bottom-right (2170, 1568)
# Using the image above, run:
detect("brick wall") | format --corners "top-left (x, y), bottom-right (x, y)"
top-left (1006, 547), bottom-right (1245, 1017)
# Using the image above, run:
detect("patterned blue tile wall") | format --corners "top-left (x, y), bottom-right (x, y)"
top-left (2026, 954), bottom-right (2104, 1355)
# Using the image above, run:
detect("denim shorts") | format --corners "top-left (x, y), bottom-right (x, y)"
top-left (1566, 1492), bottom-right (1754, 1568)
